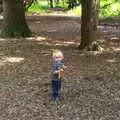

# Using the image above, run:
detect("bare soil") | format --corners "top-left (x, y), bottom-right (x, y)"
top-left (0, 15), bottom-right (120, 120)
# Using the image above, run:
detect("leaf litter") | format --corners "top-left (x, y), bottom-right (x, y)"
top-left (0, 16), bottom-right (120, 120)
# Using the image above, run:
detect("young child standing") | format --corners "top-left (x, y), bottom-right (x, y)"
top-left (52, 49), bottom-right (66, 103)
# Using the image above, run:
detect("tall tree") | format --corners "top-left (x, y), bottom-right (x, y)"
top-left (1, 0), bottom-right (31, 37)
top-left (0, 0), bottom-right (3, 13)
top-left (50, 0), bottom-right (53, 8)
top-left (79, 0), bottom-right (99, 50)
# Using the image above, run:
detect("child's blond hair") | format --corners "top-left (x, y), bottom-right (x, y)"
top-left (52, 49), bottom-right (64, 61)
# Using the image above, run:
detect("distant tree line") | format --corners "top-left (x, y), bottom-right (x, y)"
top-left (23, 0), bottom-right (81, 10)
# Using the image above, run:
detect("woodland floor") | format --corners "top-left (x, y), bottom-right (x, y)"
top-left (0, 15), bottom-right (120, 120)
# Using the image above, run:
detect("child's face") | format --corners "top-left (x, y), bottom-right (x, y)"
top-left (52, 50), bottom-right (64, 61)
top-left (53, 58), bottom-right (63, 61)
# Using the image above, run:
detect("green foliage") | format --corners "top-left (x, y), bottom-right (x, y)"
top-left (27, 0), bottom-right (120, 17)
top-left (28, 0), bottom-right (50, 13)
top-left (100, 0), bottom-right (120, 17)
top-left (54, 0), bottom-right (68, 9)
top-left (68, 6), bottom-right (81, 16)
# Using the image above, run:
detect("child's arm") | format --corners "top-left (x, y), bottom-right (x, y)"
top-left (54, 66), bottom-right (67, 79)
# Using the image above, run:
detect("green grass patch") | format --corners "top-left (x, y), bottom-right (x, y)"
top-left (71, 6), bottom-right (81, 16)
top-left (28, 1), bottom-right (81, 16)
top-left (27, 0), bottom-right (120, 17)
top-left (28, 1), bottom-right (51, 13)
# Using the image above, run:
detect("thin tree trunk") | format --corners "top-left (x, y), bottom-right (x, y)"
top-left (79, 0), bottom-right (99, 51)
top-left (1, 0), bottom-right (31, 37)
top-left (50, 0), bottom-right (53, 8)
top-left (24, 0), bottom-right (36, 12)
top-left (0, 0), bottom-right (3, 13)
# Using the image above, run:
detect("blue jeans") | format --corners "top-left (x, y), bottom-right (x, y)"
top-left (52, 80), bottom-right (61, 101)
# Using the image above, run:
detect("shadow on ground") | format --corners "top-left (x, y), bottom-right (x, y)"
top-left (0, 16), bottom-right (120, 120)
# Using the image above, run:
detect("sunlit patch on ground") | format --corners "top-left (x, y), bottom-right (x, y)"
top-left (25, 36), bottom-right (52, 45)
top-left (2, 57), bottom-right (24, 63)
top-left (26, 36), bottom-right (46, 42)
top-left (0, 38), bottom-right (7, 41)
top-left (35, 21), bottom-right (41, 24)
top-left (111, 37), bottom-right (119, 40)
top-left (25, 37), bottom-right (35, 40)
top-left (111, 47), bottom-right (120, 51)
top-left (36, 36), bottom-right (46, 41)
top-left (106, 59), bottom-right (118, 63)
top-left (55, 41), bottom-right (77, 46)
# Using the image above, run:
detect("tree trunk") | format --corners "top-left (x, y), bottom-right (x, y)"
top-left (79, 0), bottom-right (99, 51)
top-left (50, 0), bottom-right (53, 8)
top-left (1, 0), bottom-right (32, 37)
top-left (0, 0), bottom-right (3, 13)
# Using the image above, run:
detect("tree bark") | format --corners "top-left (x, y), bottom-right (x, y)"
top-left (1, 0), bottom-right (31, 37)
top-left (0, 0), bottom-right (3, 13)
top-left (79, 0), bottom-right (99, 51)
top-left (50, 0), bottom-right (53, 8)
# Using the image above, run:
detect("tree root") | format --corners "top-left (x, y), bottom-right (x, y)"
top-left (78, 41), bottom-right (104, 52)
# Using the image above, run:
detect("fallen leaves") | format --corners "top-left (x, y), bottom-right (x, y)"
top-left (0, 16), bottom-right (120, 120)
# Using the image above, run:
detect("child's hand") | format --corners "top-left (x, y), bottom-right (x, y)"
top-left (59, 68), bottom-right (64, 78)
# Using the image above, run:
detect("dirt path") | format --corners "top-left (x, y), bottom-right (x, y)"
top-left (0, 16), bottom-right (120, 120)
